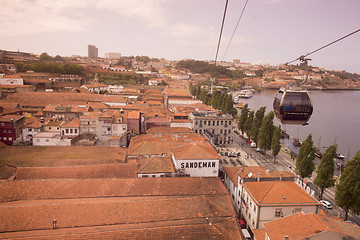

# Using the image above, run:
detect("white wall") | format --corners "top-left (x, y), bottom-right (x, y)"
top-left (0, 77), bottom-right (23, 85)
top-left (174, 158), bottom-right (219, 177)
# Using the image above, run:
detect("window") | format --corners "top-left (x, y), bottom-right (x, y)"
top-left (195, 120), bottom-right (198, 125)
top-left (221, 120), bottom-right (223, 125)
top-left (107, 127), bottom-right (111, 131)
top-left (2, 130), bottom-right (6, 133)
top-left (49, 127), bottom-right (52, 130)
top-left (275, 209), bottom-right (283, 217)
top-left (74, 129), bottom-right (78, 134)
top-left (203, 121), bottom-right (206, 126)
top-left (8, 130), bottom-right (12, 133)
top-left (66, 129), bottom-right (69, 134)
top-left (195, 129), bottom-right (198, 133)
top-left (142, 175), bottom-right (148, 178)
top-left (212, 121), bottom-right (215, 126)
top-left (208, 121), bottom-right (211, 125)
top-left (217, 121), bottom-right (219, 126)
top-left (3, 137), bottom-right (7, 141)
top-left (229, 121), bottom-right (232, 125)
top-left (293, 208), bottom-right (302, 214)
top-left (199, 129), bottom-right (202, 134)
top-left (45, 139), bottom-right (49, 142)
top-left (212, 129), bottom-right (215, 134)
top-left (57, 127), bottom-right (59, 130)
top-left (0, 122), bottom-right (4, 126)
top-left (62, 130), bottom-right (64, 135)
top-left (254, 205), bottom-right (256, 212)
top-left (70, 129), bottom-right (73, 134)
top-left (228, 129), bottom-right (231, 133)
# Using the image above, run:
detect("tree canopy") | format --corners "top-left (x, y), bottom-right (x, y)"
top-left (258, 111), bottom-right (275, 152)
top-left (314, 144), bottom-right (336, 199)
top-left (295, 134), bottom-right (316, 179)
top-left (250, 106), bottom-right (266, 145)
top-left (238, 104), bottom-right (249, 134)
top-left (177, 60), bottom-right (232, 77)
top-left (271, 126), bottom-right (281, 162)
top-left (15, 62), bottom-right (85, 75)
top-left (335, 150), bottom-right (360, 220)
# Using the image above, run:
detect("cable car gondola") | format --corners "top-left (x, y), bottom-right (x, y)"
top-left (273, 87), bottom-right (313, 125)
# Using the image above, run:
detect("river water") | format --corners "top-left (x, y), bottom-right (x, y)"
top-left (239, 89), bottom-right (360, 163)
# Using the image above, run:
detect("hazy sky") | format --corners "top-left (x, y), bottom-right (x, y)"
top-left (1, 0), bottom-right (359, 73)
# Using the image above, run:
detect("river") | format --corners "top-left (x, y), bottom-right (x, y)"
top-left (238, 89), bottom-right (360, 163)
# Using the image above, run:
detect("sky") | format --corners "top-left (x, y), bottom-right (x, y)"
top-left (1, 0), bottom-right (360, 73)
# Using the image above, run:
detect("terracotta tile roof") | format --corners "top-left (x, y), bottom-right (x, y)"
top-left (146, 127), bottom-right (193, 134)
top-left (223, 166), bottom-right (243, 187)
top-left (172, 142), bottom-right (219, 160)
top-left (137, 155), bottom-right (174, 174)
top-left (234, 166), bottom-right (295, 181)
top-left (61, 118), bottom-right (80, 128)
top-left (166, 87), bottom-right (192, 97)
top-left (146, 116), bottom-right (171, 123)
top-left (264, 212), bottom-right (360, 240)
top-left (0, 146), bottom-right (128, 167)
top-left (1, 92), bottom-right (126, 108)
top-left (127, 110), bottom-right (140, 119)
top-left (15, 163), bottom-right (137, 180)
top-left (0, 114), bottom-right (24, 122)
top-left (0, 177), bottom-right (241, 239)
top-left (243, 181), bottom-right (319, 206)
top-left (128, 132), bottom-right (206, 157)
top-left (0, 164), bottom-right (16, 180)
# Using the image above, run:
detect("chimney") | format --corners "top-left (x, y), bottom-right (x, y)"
top-left (284, 236), bottom-right (289, 240)
top-left (257, 172), bottom-right (261, 182)
top-left (280, 172), bottom-right (283, 181)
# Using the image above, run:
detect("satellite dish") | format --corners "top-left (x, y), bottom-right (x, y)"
top-left (247, 172), bottom-right (253, 177)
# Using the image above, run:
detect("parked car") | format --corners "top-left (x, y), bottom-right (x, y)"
top-left (320, 200), bottom-right (332, 209)
top-left (250, 142), bottom-right (256, 148)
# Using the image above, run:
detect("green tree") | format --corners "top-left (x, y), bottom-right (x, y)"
top-left (238, 104), bottom-right (249, 134)
top-left (40, 52), bottom-right (52, 61)
top-left (314, 144), bottom-right (337, 199)
top-left (271, 126), bottom-right (281, 163)
top-left (258, 111), bottom-right (275, 153)
top-left (250, 106), bottom-right (266, 145)
top-left (335, 150), bottom-right (360, 220)
top-left (53, 55), bottom-right (64, 61)
top-left (244, 110), bottom-right (254, 137)
top-left (295, 134), bottom-right (316, 179)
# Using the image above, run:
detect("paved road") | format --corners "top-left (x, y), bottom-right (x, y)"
top-left (227, 130), bottom-right (360, 226)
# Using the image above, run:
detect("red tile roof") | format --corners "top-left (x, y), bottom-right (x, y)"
top-left (264, 212), bottom-right (360, 240)
top-left (243, 181), bottom-right (319, 206)
top-left (0, 177), bottom-right (242, 239)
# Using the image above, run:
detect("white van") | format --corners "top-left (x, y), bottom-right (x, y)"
top-left (241, 229), bottom-right (251, 240)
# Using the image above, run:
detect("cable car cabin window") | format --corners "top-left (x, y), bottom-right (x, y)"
top-left (273, 91), bottom-right (283, 110)
top-left (282, 92), bottom-right (312, 113)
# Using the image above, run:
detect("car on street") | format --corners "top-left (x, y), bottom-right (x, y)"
top-left (320, 200), bottom-right (332, 209)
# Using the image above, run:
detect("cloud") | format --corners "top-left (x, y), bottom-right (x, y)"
top-left (0, 0), bottom-right (168, 36)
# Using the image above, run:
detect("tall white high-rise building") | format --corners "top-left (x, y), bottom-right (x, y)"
top-left (104, 52), bottom-right (121, 59)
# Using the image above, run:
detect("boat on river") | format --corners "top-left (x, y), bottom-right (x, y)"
top-left (335, 153), bottom-right (345, 160)
top-left (238, 90), bottom-right (253, 98)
